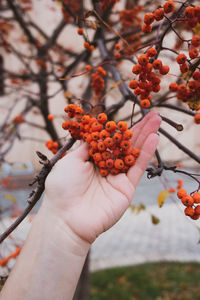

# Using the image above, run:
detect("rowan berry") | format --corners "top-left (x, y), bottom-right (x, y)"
top-left (124, 155), bottom-right (135, 166)
top-left (90, 141), bottom-right (98, 150)
top-left (105, 121), bottom-right (117, 132)
top-left (84, 42), bottom-right (89, 49)
top-left (184, 6), bottom-right (195, 18)
top-left (177, 178), bottom-right (183, 189)
top-left (89, 45), bottom-right (95, 52)
top-left (99, 130), bottom-right (110, 140)
top-left (138, 54), bottom-right (149, 66)
top-left (153, 8), bottom-right (164, 21)
top-left (193, 71), bottom-right (200, 81)
top-left (184, 206), bottom-right (195, 217)
top-left (147, 48), bottom-right (157, 57)
top-left (194, 114), bottom-right (200, 124)
top-left (129, 80), bottom-right (138, 89)
top-left (141, 99), bottom-right (151, 108)
top-left (134, 87), bottom-right (142, 95)
top-left (114, 159), bottom-right (124, 169)
top-left (131, 148), bottom-right (140, 158)
top-left (81, 115), bottom-right (90, 124)
top-left (97, 67), bottom-right (106, 76)
top-left (181, 195), bottom-right (194, 206)
top-left (89, 148), bottom-right (96, 157)
top-left (191, 35), bottom-right (200, 47)
top-left (110, 168), bottom-right (120, 175)
top-left (120, 140), bottom-right (131, 150)
top-left (47, 114), bottom-right (54, 121)
top-left (114, 52), bottom-right (121, 58)
top-left (176, 53), bottom-right (187, 64)
top-left (86, 134), bottom-right (93, 144)
top-left (102, 151), bottom-right (111, 160)
top-left (169, 82), bottom-right (178, 92)
top-left (117, 121), bottom-right (128, 132)
top-left (85, 64), bottom-right (92, 71)
top-left (160, 65), bottom-right (170, 75)
top-left (193, 192), bottom-right (200, 203)
top-left (163, 1), bottom-right (175, 14)
top-left (106, 159), bottom-right (114, 168)
top-left (100, 169), bottom-right (109, 177)
top-left (97, 113), bottom-right (108, 124)
top-left (113, 148), bottom-right (121, 157)
top-left (91, 122), bottom-right (103, 132)
top-left (142, 24), bottom-right (152, 33)
top-left (98, 160), bottom-right (106, 168)
top-left (77, 28), bottom-right (83, 35)
top-left (62, 121), bottom-right (71, 130)
top-left (195, 205), bottom-right (200, 215)
top-left (115, 43), bottom-right (120, 50)
top-left (132, 64), bottom-right (142, 74)
top-left (104, 137), bottom-right (114, 148)
top-left (191, 213), bottom-right (200, 220)
top-left (144, 13), bottom-right (154, 25)
top-left (177, 189), bottom-right (187, 199)
top-left (180, 63), bottom-right (189, 73)
top-left (189, 48), bottom-right (199, 59)
top-left (91, 132), bottom-right (99, 141)
top-left (153, 59), bottom-right (162, 70)
top-left (98, 141), bottom-right (106, 152)
top-left (123, 129), bottom-right (133, 140)
top-left (93, 152), bottom-right (102, 162)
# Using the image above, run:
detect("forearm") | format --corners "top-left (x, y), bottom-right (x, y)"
top-left (0, 200), bottom-right (90, 300)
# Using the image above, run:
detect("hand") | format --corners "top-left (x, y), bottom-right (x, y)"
top-left (44, 112), bottom-right (161, 244)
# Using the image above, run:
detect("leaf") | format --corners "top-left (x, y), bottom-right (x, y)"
top-left (130, 205), bottom-right (136, 213)
top-left (136, 203), bottom-right (146, 214)
top-left (151, 214), bottom-right (160, 225)
top-left (157, 190), bottom-right (169, 208)
top-left (193, 23), bottom-right (200, 35)
top-left (3, 194), bottom-right (16, 203)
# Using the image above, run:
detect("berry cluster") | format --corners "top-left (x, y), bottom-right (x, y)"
top-left (177, 189), bottom-right (200, 220)
top-left (91, 66), bottom-right (106, 96)
top-left (45, 140), bottom-right (58, 154)
top-left (13, 115), bottom-right (24, 124)
top-left (169, 70), bottom-right (200, 111)
top-left (62, 104), bottom-right (140, 177)
top-left (142, 1), bottom-right (175, 33)
top-left (129, 48), bottom-right (169, 108)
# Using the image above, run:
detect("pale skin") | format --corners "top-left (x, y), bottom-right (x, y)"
top-left (0, 112), bottom-right (161, 300)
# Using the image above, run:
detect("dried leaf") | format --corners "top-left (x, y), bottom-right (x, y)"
top-left (136, 203), bottom-right (146, 214)
top-left (130, 205), bottom-right (136, 213)
top-left (151, 214), bottom-right (160, 225)
top-left (4, 194), bottom-right (16, 203)
top-left (193, 23), bottom-right (200, 35)
top-left (158, 190), bottom-right (169, 208)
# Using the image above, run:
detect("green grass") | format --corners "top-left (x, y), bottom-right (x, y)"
top-left (89, 262), bottom-right (200, 300)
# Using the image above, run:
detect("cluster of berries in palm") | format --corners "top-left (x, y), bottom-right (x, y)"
top-left (62, 104), bottom-right (140, 177)
top-left (177, 189), bottom-right (200, 220)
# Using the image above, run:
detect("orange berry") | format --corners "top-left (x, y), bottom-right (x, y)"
top-left (177, 189), bottom-right (187, 199)
top-left (184, 6), bottom-right (195, 18)
top-left (113, 132), bottom-right (122, 143)
top-left (147, 48), bottom-right (157, 57)
top-left (191, 214), bottom-right (200, 220)
top-left (195, 205), bottom-right (200, 215)
top-left (176, 53), bottom-right (187, 64)
top-left (144, 13), bottom-right (154, 25)
top-left (181, 195), bottom-right (194, 206)
top-left (194, 114), bottom-right (200, 124)
top-left (193, 192), bottom-right (200, 203)
top-left (89, 45), bottom-right (95, 51)
top-left (47, 114), bottom-right (54, 121)
top-left (114, 159), bottom-right (124, 170)
top-left (153, 59), bottom-right (162, 70)
top-left (90, 141), bottom-right (98, 150)
top-left (120, 140), bottom-right (131, 150)
top-left (91, 131), bottom-right (99, 141)
top-left (132, 64), bottom-right (142, 74)
top-left (180, 63), bottom-right (189, 73)
top-left (86, 134), bottom-right (93, 144)
top-left (129, 80), bottom-right (138, 89)
top-left (91, 122), bottom-right (103, 132)
top-left (102, 151), bottom-right (111, 160)
top-left (100, 169), bottom-right (109, 177)
top-left (153, 8), bottom-right (164, 21)
top-left (124, 155), bottom-right (135, 166)
top-left (163, 1), bottom-right (175, 14)
top-left (114, 52), bottom-right (121, 58)
top-left (113, 148), bottom-right (121, 157)
top-left (189, 48), bottom-right (199, 59)
top-left (110, 168), bottom-right (120, 175)
top-left (81, 115), bottom-right (91, 124)
top-left (99, 130), bottom-right (110, 139)
top-left (77, 28), bottom-right (83, 35)
top-left (141, 99), bottom-right (151, 108)
top-left (97, 141), bottom-right (106, 152)
top-left (117, 121), bottom-right (128, 132)
top-left (123, 129), bottom-right (133, 140)
top-left (105, 121), bottom-right (117, 132)
top-left (85, 64), bottom-right (92, 71)
top-left (142, 24), bottom-right (152, 33)
top-left (169, 82), bottom-right (178, 92)
top-left (104, 137), bottom-right (114, 148)
top-left (106, 159), bottom-right (114, 168)
top-left (131, 148), bottom-right (140, 158)
top-left (168, 188), bottom-right (176, 193)
top-left (84, 42), bottom-right (90, 49)
top-left (191, 35), bottom-right (200, 47)
top-left (93, 152), bottom-right (102, 162)
top-left (115, 43), bottom-right (120, 50)
top-left (184, 206), bottom-right (195, 217)
top-left (98, 160), bottom-right (106, 168)
top-left (138, 54), bottom-right (149, 66)
top-left (97, 113), bottom-right (108, 124)
top-left (160, 65), bottom-right (170, 75)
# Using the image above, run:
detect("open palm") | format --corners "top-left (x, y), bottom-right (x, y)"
top-left (44, 112), bottom-right (161, 243)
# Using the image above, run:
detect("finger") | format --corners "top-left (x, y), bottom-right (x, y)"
top-left (131, 111), bottom-right (160, 145)
top-left (73, 142), bottom-right (90, 161)
top-left (132, 113), bottom-right (161, 149)
top-left (127, 133), bottom-right (159, 187)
